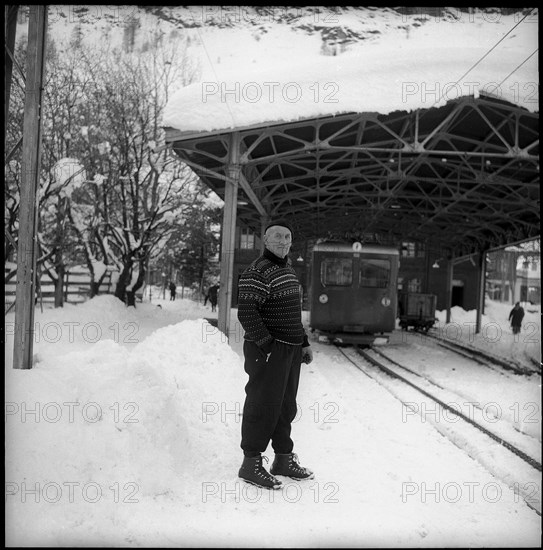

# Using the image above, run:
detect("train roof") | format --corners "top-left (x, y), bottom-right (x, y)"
top-left (312, 242), bottom-right (400, 255)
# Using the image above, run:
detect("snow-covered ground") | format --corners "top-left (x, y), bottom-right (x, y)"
top-left (4, 293), bottom-right (541, 547)
top-left (433, 300), bottom-right (541, 369)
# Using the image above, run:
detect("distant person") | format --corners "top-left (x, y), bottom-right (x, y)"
top-left (169, 281), bottom-right (176, 301)
top-left (208, 283), bottom-right (219, 312)
top-left (508, 302), bottom-right (525, 335)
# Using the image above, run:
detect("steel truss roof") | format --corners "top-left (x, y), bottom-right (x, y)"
top-left (165, 94), bottom-right (539, 257)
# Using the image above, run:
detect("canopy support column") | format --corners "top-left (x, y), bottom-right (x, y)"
top-left (445, 258), bottom-right (453, 324)
top-left (260, 214), bottom-right (271, 253)
top-left (475, 251), bottom-right (486, 334)
top-left (217, 132), bottom-right (240, 339)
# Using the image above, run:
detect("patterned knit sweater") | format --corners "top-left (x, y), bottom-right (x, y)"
top-left (238, 248), bottom-right (309, 349)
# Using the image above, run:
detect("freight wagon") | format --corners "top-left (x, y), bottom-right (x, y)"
top-left (398, 292), bottom-right (437, 332)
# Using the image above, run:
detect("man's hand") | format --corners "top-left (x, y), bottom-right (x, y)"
top-left (260, 339), bottom-right (275, 363)
top-left (301, 346), bottom-right (313, 364)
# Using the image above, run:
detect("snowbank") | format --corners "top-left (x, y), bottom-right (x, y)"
top-left (434, 299), bottom-right (541, 368)
top-left (5, 295), bottom-right (245, 545)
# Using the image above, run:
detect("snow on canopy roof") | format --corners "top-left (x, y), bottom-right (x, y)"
top-left (163, 14), bottom-right (538, 134)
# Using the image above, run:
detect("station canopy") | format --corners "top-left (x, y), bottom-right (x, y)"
top-left (164, 31), bottom-right (539, 257)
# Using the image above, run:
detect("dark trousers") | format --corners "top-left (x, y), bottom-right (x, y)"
top-left (241, 340), bottom-right (302, 456)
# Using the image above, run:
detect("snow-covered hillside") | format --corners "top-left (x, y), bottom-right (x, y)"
top-left (160, 7), bottom-right (539, 131)
top-left (28, 6), bottom-right (536, 51)
top-left (17, 7), bottom-right (538, 83)
top-left (14, 6), bottom-right (538, 131)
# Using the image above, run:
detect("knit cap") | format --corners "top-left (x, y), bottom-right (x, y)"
top-left (264, 220), bottom-right (294, 236)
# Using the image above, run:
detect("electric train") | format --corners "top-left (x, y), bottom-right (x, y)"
top-left (309, 241), bottom-right (399, 345)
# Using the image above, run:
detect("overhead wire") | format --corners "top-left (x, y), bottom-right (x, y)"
top-left (410, 8), bottom-right (538, 166)
top-left (497, 48), bottom-right (539, 88)
top-left (390, 9), bottom-right (538, 252)
top-left (193, 24), bottom-right (238, 129)
top-left (427, 8), bottom-right (537, 109)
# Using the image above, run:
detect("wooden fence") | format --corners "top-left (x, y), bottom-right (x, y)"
top-left (5, 266), bottom-right (115, 314)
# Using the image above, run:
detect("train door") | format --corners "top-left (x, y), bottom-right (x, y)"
top-left (310, 251), bottom-right (355, 330)
top-left (355, 254), bottom-right (396, 331)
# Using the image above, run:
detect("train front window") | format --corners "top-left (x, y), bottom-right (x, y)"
top-left (359, 259), bottom-right (390, 288)
top-left (321, 258), bottom-right (353, 286)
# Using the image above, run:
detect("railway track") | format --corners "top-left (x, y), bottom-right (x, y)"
top-left (336, 343), bottom-right (542, 515)
top-left (423, 329), bottom-right (540, 376)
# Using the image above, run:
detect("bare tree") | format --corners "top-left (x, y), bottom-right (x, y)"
top-left (5, 38), bottom-right (89, 306)
top-left (6, 25), bottom-right (204, 308)
top-left (74, 35), bottom-right (202, 305)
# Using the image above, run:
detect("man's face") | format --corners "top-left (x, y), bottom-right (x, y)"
top-left (264, 225), bottom-right (292, 258)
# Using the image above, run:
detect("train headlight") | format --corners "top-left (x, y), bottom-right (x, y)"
top-left (319, 293), bottom-right (329, 304)
top-left (381, 297), bottom-right (391, 307)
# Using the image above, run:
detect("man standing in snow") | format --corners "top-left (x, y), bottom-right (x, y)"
top-left (237, 220), bottom-right (314, 489)
top-left (508, 301), bottom-right (525, 335)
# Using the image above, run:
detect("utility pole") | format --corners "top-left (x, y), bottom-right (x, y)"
top-left (13, 6), bottom-right (48, 369)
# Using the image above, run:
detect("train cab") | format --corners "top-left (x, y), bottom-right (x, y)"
top-left (309, 242), bottom-right (399, 345)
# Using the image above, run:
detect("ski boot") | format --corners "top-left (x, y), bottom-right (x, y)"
top-left (238, 455), bottom-right (283, 490)
top-left (270, 452), bottom-right (314, 480)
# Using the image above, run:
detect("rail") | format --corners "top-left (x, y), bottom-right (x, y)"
top-left (424, 329), bottom-right (539, 375)
top-left (336, 343), bottom-right (542, 515)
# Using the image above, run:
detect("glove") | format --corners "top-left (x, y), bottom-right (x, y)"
top-left (301, 346), bottom-right (313, 364)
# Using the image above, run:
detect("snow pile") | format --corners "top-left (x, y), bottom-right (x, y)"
top-left (5, 295), bottom-right (245, 545)
top-left (435, 299), bottom-right (541, 368)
